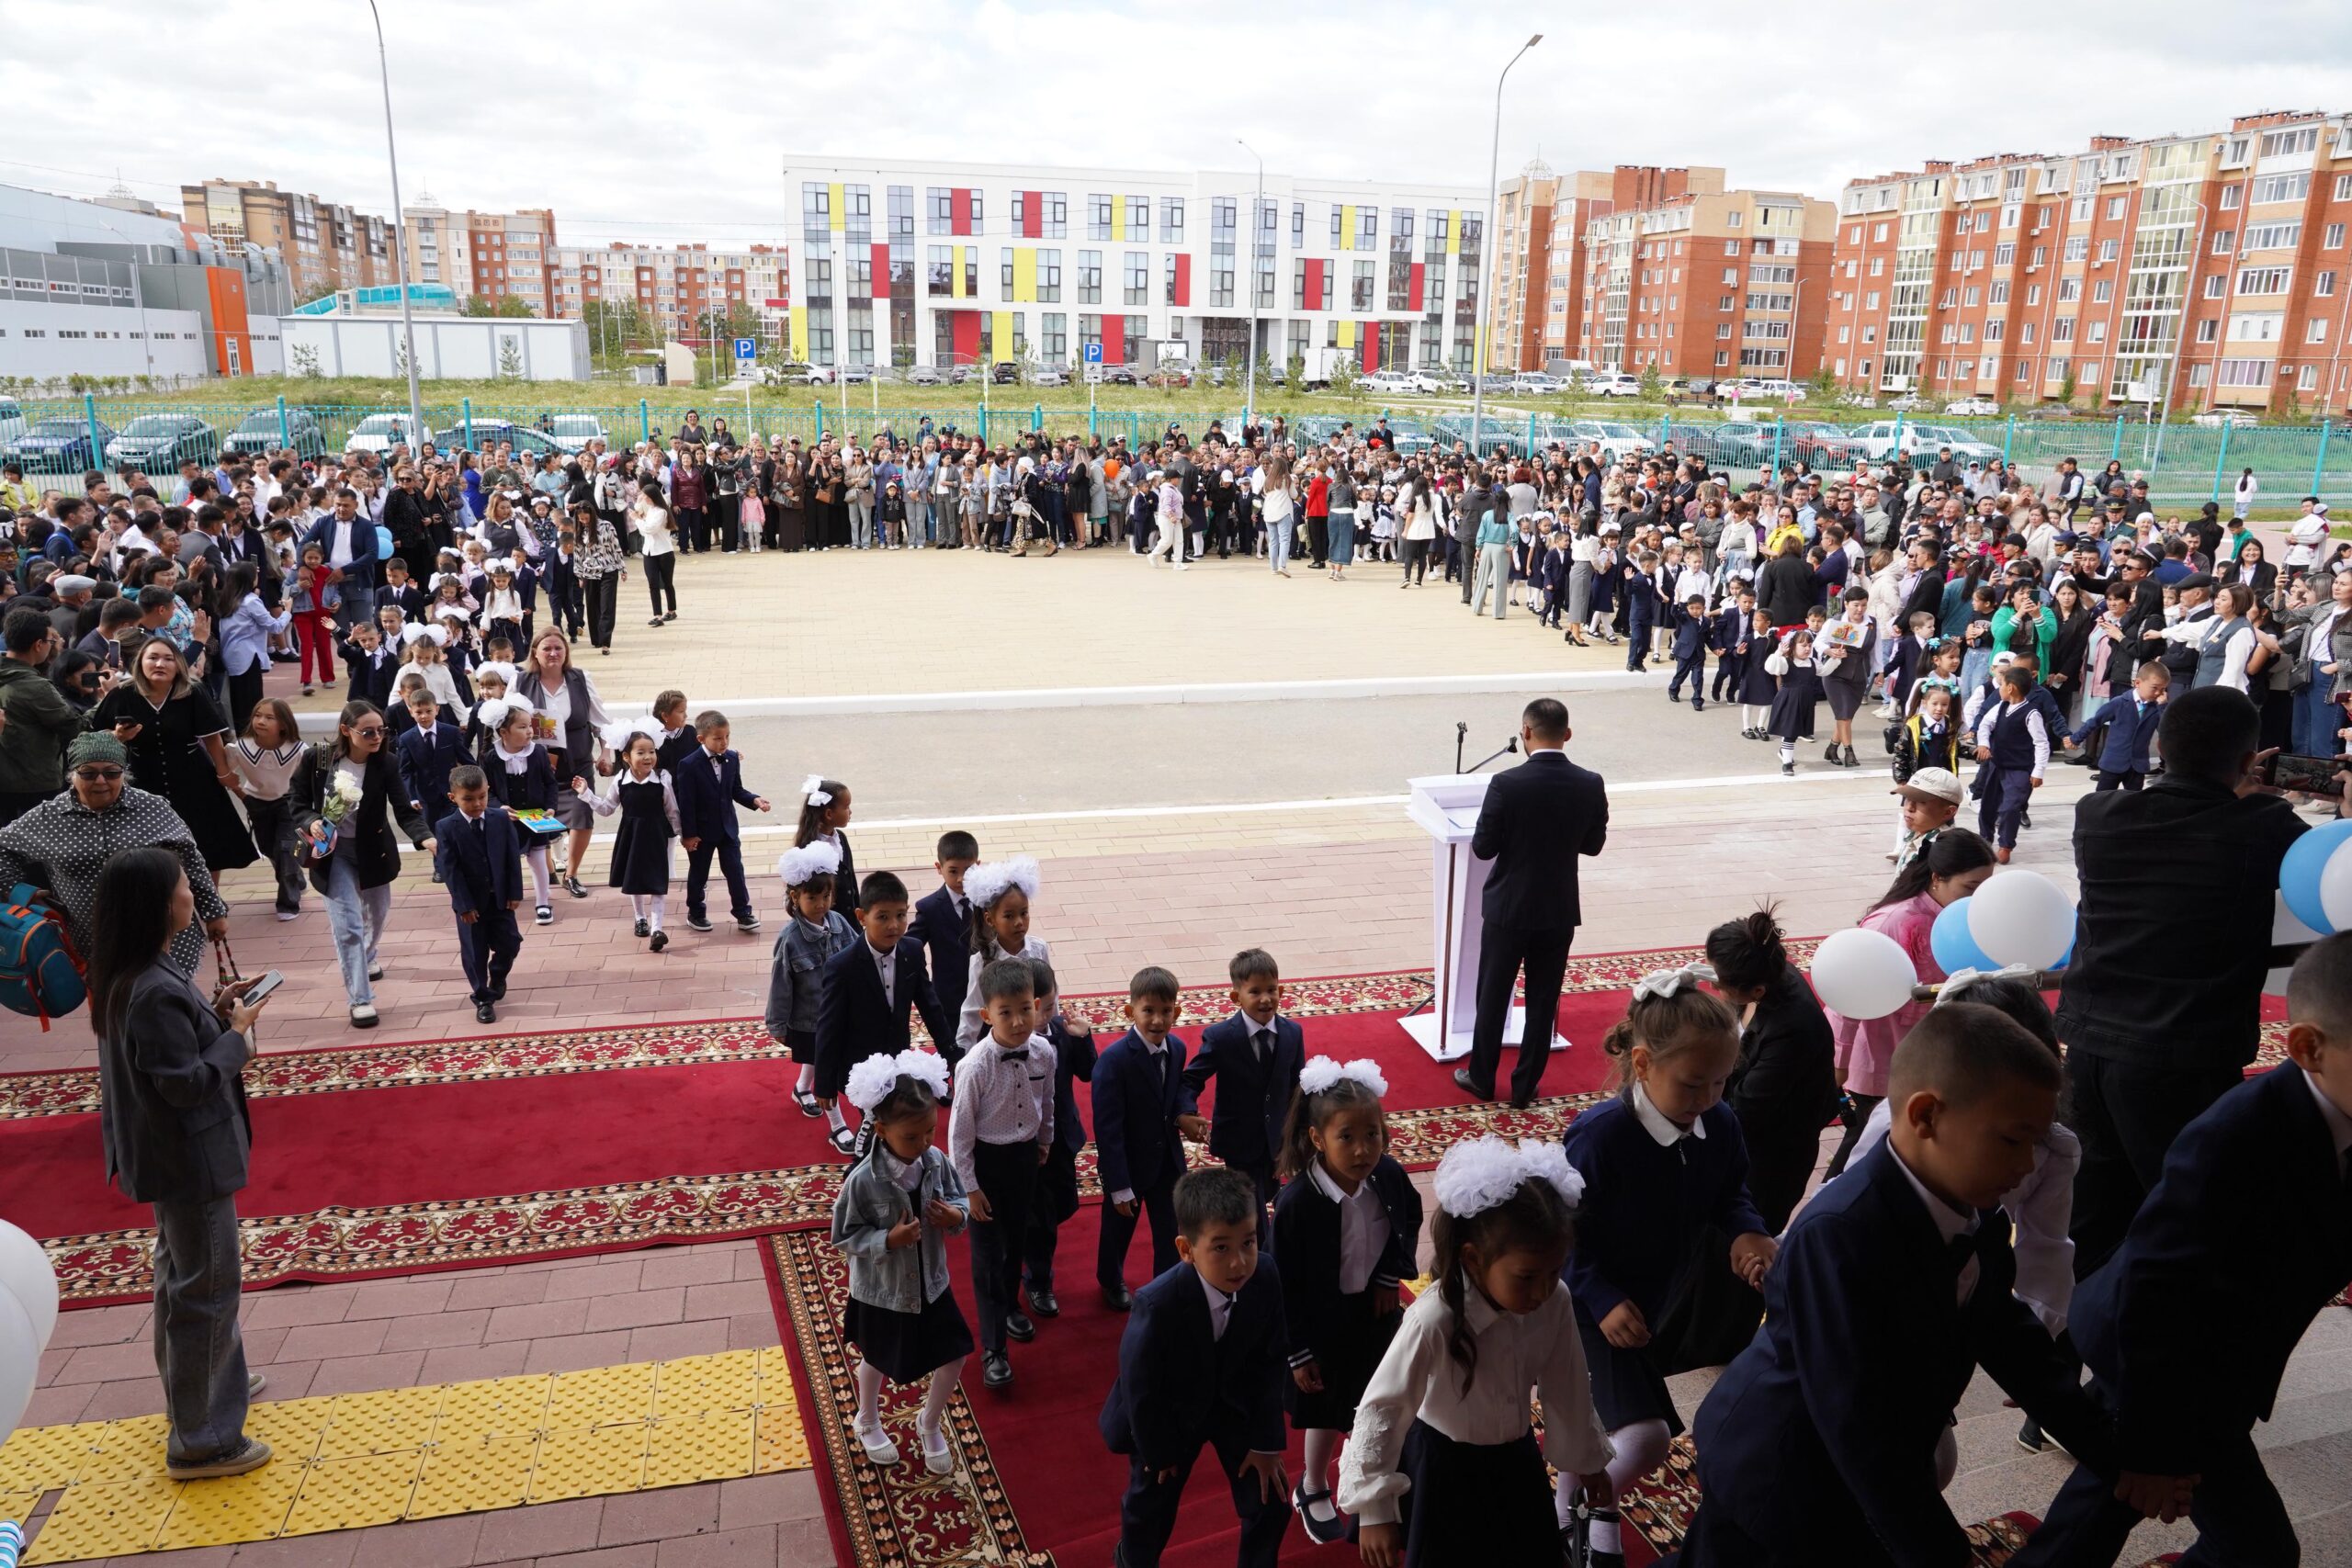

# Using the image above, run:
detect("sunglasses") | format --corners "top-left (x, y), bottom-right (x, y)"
top-left (351, 726), bottom-right (387, 739)
top-left (73, 766), bottom-right (125, 781)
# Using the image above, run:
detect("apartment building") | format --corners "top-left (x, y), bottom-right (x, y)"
top-left (778, 156), bottom-right (1484, 372)
top-left (180, 179), bottom-right (393, 299)
top-left (400, 195), bottom-right (560, 315)
top-left (545, 243), bottom-right (789, 340)
top-left (1487, 164), bottom-right (1704, 372)
top-left (1830, 110), bottom-right (2352, 413)
top-left (1574, 176), bottom-right (1837, 381)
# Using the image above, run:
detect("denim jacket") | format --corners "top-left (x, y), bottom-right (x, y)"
top-left (763, 909), bottom-right (859, 1039)
top-left (830, 1145), bottom-right (968, 1312)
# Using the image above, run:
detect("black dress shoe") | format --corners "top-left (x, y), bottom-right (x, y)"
top-left (475, 1002), bottom-right (496, 1023)
top-left (1003, 1311), bottom-right (1035, 1343)
top-left (1452, 1066), bottom-right (1493, 1101)
top-left (1100, 1282), bottom-right (1133, 1313)
top-left (981, 1351), bottom-right (1012, 1388)
top-left (1510, 1094), bottom-right (1534, 1111)
top-left (1025, 1286), bottom-right (1060, 1319)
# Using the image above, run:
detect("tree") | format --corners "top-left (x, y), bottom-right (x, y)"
top-left (290, 343), bottom-right (322, 378)
top-left (498, 334), bottom-right (523, 379)
top-left (461, 294), bottom-right (536, 319)
top-left (2058, 367), bottom-right (2078, 406)
top-left (294, 281), bottom-right (339, 308)
top-left (1639, 364), bottom-right (1664, 400)
top-left (1286, 351), bottom-right (1306, 390)
top-left (1809, 367), bottom-right (1838, 403)
top-left (581, 299), bottom-right (651, 352)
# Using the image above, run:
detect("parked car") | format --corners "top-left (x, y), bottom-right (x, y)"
top-left (105, 414), bottom-right (219, 470)
top-left (2189, 410), bottom-right (2254, 428)
top-left (343, 412), bottom-right (425, 457)
top-left (1568, 419), bottom-right (1655, 463)
top-left (989, 363), bottom-right (1020, 385)
top-left (1032, 366), bottom-right (1070, 388)
top-left (1099, 365), bottom-right (1137, 386)
top-left (1584, 371), bottom-right (1642, 398)
top-left (1847, 420), bottom-right (2002, 466)
top-left (1511, 371), bottom-right (1568, 395)
top-left (1882, 392), bottom-right (1933, 412)
top-left (1742, 378), bottom-right (1807, 404)
top-left (838, 366), bottom-right (874, 386)
top-left (2018, 403), bottom-right (2078, 422)
top-left (1681, 378), bottom-right (1720, 402)
top-left (904, 364), bottom-right (946, 387)
top-left (0, 398), bottom-right (25, 451)
top-left (1782, 421), bottom-right (1860, 467)
top-left (1363, 370), bottom-right (1419, 396)
top-left (546, 414), bottom-right (608, 454)
top-left (222, 406), bottom-right (327, 458)
top-left (1945, 396), bottom-right (2000, 417)
top-left (1687, 421), bottom-right (1776, 467)
top-left (6, 417), bottom-right (116, 474)
top-left (429, 422), bottom-right (565, 459)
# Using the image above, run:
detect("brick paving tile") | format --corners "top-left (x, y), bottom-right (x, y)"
top-left (635, 1250), bottom-right (741, 1291)
top-left (469, 1498), bottom-right (607, 1562)
top-left (596, 1487), bottom-right (720, 1548)
top-left (276, 1318), bottom-right (393, 1362)
top-left (483, 1298), bottom-right (594, 1344)
top-left (622, 1320), bottom-right (730, 1363)
top-left (538, 1547), bottom-right (657, 1568)
top-left (715, 1473), bottom-right (823, 1531)
top-left (379, 1308), bottom-right (495, 1352)
top-left (305, 1349), bottom-right (428, 1398)
top-left (582, 1289), bottom-right (685, 1334)
top-left (542, 1260), bottom-right (649, 1302)
top-left (521, 1330), bottom-right (637, 1374)
top-left (346, 1515), bottom-right (482, 1568)
top-left (416, 1341), bottom-right (533, 1385)
top-left (653, 1527), bottom-right (780, 1567)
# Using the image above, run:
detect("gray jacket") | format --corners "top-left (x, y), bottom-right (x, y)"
top-left (763, 910), bottom-right (859, 1039)
top-left (830, 1145), bottom-right (968, 1312)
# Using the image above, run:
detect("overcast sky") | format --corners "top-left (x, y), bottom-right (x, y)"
top-left (5, 0), bottom-right (2348, 248)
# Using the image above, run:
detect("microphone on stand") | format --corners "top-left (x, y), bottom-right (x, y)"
top-left (1467, 735), bottom-right (1519, 773)
top-left (1454, 721), bottom-right (1470, 774)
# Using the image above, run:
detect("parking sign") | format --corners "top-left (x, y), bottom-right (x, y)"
top-left (733, 337), bottom-right (757, 362)
top-left (1083, 342), bottom-right (1103, 365)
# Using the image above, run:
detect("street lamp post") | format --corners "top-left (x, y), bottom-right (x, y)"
top-left (1238, 139), bottom-right (1264, 434)
top-left (1470, 33), bottom-right (1542, 455)
top-left (365, 0), bottom-right (425, 454)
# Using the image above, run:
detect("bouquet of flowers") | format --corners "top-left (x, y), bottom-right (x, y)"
top-left (307, 769), bottom-right (365, 861)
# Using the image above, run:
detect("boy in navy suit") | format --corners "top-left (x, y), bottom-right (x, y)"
top-left (433, 765), bottom-right (525, 1024)
top-left (1094, 965), bottom-right (1192, 1311)
top-left (673, 708), bottom-right (771, 934)
top-left (2011, 933), bottom-right (2352, 1568)
top-left (909, 829), bottom-right (979, 1043)
top-left (395, 690), bottom-right (465, 874)
top-left (374, 559), bottom-right (426, 625)
top-left (1098, 1167), bottom-right (1291, 1568)
top-left (1667, 1003), bottom-right (2132, 1568)
top-left (813, 869), bottom-right (956, 1155)
top-left (1666, 594), bottom-right (1711, 710)
top-left (1023, 957), bottom-right (1097, 1321)
top-left (1178, 948), bottom-right (1304, 1240)
top-left (1623, 551), bottom-right (1661, 671)
top-left (339, 621), bottom-right (396, 711)
top-left (1709, 590), bottom-right (1752, 703)
top-left (2066, 660), bottom-right (2168, 793)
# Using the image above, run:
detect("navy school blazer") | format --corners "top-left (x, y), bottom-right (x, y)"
top-left (1179, 1012), bottom-right (1305, 1174)
top-left (1098, 1256), bottom-right (1287, 1469)
top-left (1710, 605), bottom-right (1747, 655)
top-left (1689, 1141), bottom-right (2113, 1562)
top-left (1560, 1095), bottom-right (1770, 1325)
top-left (812, 938), bottom-right (954, 1100)
top-left (1044, 1011), bottom-right (1098, 1156)
top-left (1092, 1026), bottom-right (1190, 1198)
top-left (481, 744), bottom-right (559, 813)
top-left (1271, 1156), bottom-right (1421, 1370)
top-left (432, 805), bottom-right (526, 918)
top-left (672, 748), bottom-right (760, 843)
top-left (908, 885), bottom-right (974, 1032)
top-left (395, 719), bottom-right (466, 810)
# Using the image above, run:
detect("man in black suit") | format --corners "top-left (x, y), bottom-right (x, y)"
top-left (434, 766), bottom-right (526, 1023)
top-left (1454, 696), bottom-right (1609, 1108)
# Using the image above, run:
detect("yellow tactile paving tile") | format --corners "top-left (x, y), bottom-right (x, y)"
top-left (1, 1347), bottom-right (806, 1563)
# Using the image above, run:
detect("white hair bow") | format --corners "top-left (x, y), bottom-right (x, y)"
top-left (1296, 1055), bottom-right (1389, 1100)
top-left (842, 1048), bottom-right (951, 1112)
top-left (777, 840), bottom-right (843, 887)
top-left (1631, 962), bottom-right (1717, 1002)
top-left (1432, 1135), bottom-right (1587, 1219)
top-left (799, 773), bottom-right (832, 807)
top-left (1932, 964), bottom-right (2041, 1007)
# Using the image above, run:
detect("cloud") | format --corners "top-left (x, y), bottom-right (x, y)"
top-left (3, 0), bottom-right (2346, 249)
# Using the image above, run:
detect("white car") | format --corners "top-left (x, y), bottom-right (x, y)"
top-left (544, 415), bottom-right (607, 454)
top-left (344, 412), bottom-right (424, 457)
top-left (1584, 371), bottom-right (1642, 398)
top-left (1510, 372), bottom-right (1568, 394)
top-left (1570, 419), bottom-right (1656, 463)
top-left (1363, 370), bottom-right (1419, 396)
top-left (1945, 397), bottom-right (1999, 417)
top-left (0, 398), bottom-right (23, 450)
top-left (1744, 378), bottom-right (1807, 403)
top-left (1848, 421), bottom-right (2003, 466)
top-left (1408, 369), bottom-right (1460, 394)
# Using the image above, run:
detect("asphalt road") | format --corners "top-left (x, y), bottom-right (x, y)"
top-left (717, 684), bottom-right (1799, 821)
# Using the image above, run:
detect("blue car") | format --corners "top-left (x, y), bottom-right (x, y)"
top-left (4, 418), bottom-right (116, 475)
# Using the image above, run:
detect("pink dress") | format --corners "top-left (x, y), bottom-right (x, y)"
top-left (1824, 891), bottom-right (1944, 1098)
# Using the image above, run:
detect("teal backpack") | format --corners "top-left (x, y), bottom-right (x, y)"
top-left (0, 883), bottom-right (85, 1029)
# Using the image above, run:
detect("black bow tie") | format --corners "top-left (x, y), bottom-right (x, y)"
top-left (1945, 1230), bottom-right (1978, 1271)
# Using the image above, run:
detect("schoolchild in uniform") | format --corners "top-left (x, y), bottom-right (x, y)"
top-left (948, 957), bottom-right (1058, 1392)
top-left (769, 839), bottom-right (860, 1111)
top-left (583, 723), bottom-right (681, 950)
top-left (674, 710), bottom-right (773, 934)
top-left (815, 870), bottom-right (956, 1156)
top-left (792, 773), bottom-right (859, 926)
top-left (1557, 970), bottom-right (1777, 1566)
top-left (1178, 947), bottom-right (1305, 1238)
top-left (953, 856), bottom-right (1050, 1056)
top-left (1020, 955), bottom-right (1096, 1321)
top-left (830, 1050), bottom-right (972, 1479)
top-left (1709, 591), bottom-right (1753, 705)
top-left (1767, 627), bottom-right (1825, 776)
top-left (1272, 1056), bottom-right (1422, 1546)
top-left (649, 689), bottom-right (700, 775)
top-left (908, 829), bottom-right (978, 1026)
top-left (461, 661), bottom-right (516, 759)
top-left (476, 696), bottom-right (560, 926)
top-left (1666, 595), bottom-right (1711, 710)
top-left (394, 688), bottom-right (466, 873)
top-left (1970, 664), bottom-right (2050, 863)
top-left (1093, 965), bottom-right (1191, 1311)
top-left (1623, 551), bottom-right (1661, 672)
top-left (1735, 605), bottom-right (1778, 739)
top-left (1337, 1136), bottom-right (1613, 1568)
top-left (1665, 1005), bottom-right (2122, 1567)
top-left (433, 763), bottom-right (525, 1025)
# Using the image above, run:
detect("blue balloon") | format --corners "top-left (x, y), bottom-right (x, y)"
top-left (1931, 896), bottom-right (1998, 976)
top-left (2280, 819), bottom-right (2352, 934)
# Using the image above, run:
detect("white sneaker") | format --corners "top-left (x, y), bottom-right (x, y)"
top-left (919, 1423), bottom-right (952, 1475)
top-left (854, 1421), bottom-right (899, 1467)
top-left (1173, 563), bottom-right (1189, 571)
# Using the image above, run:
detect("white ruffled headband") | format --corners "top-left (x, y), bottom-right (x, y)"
top-left (1432, 1135), bottom-right (1586, 1219)
top-left (601, 716), bottom-right (660, 753)
top-left (962, 855), bottom-right (1039, 910)
top-left (1631, 962), bottom-right (1716, 1002)
top-left (843, 1048), bottom-right (952, 1112)
top-left (1297, 1055), bottom-right (1388, 1100)
top-left (799, 774), bottom-right (833, 807)
top-left (1932, 963), bottom-right (2040, 1007)
top-left (777, 840), bottom-right (843, 887)
top-left (477, 696), bottom-right (534, 732)
top-left (473, 660), bottom-right (518, 688)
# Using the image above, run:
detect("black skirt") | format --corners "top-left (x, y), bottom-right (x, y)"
top-left (606, 781), bottom-right (673, 895)
top-left (1286, 1289), bottom-right (1400, 1433)
top-left (1768, 671), bottom-right (1822, 741)
top-left (1396, 1419), bottom-right (1560, 1567)
top-left (842, 1285), bottom-right (975, 1385)
top-left (1575, 1305), bottom-right (1684, 1437)
top-left (785, 1027), bottom-right (817, 1066)
top-left (1825, 675), bottom-right (1868, 723)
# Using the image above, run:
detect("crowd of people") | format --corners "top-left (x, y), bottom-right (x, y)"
top-left (4, 412), bottom-right (2348, 1566)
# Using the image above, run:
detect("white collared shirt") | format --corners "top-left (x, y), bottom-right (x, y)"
top-left (1630, 1082), bottom-right (1705, 1147)
top-left (1337, 1283), bottom-right (1614, 1528)
top-left (1307, 1159), bottom-right (1390, 1296)
top-left (328, 513), bottom-right (356, 568)
top-left (1890, 1145), bottom-right (1983, 1304)
top-left (1238, 1010), bottom-right (1280, 1061)
top-left (2304, 1071), bottom-right (2352, 1180)
top-left (1197, 1270), bottom-right (1239, 1341)
top-left (946, 1033), bottom-right (1056, 1190)
top-left (867, 942), bottom-right (896, 1010)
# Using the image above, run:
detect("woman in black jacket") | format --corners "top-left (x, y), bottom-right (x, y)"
top-left (90, 846), bottom-right (275, 1478)
top-left (2221, 536), bottom-right (2279, 605)
top-left (292, 700), bottom-right (432, 1028)
top-left (2042, 577), bottom-right (2098, 712)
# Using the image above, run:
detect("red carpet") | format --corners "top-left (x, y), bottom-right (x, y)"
top-left (2, 969), bottom-right (1629, 1304)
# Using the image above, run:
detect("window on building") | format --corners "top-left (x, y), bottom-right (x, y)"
top-left (2093, 279), bottom-right (2113, 302)
top-left (2205, 274), bottom-right (2225, 297)
top-left (1161, 197), bottom-right (1184, 243)
top-left (1037, 249), bottom-right (1061, 302)
top-left (1041, 311), bottom-right (1067, 363)
top-left (2311, 319), bottom-right (2329, 344)
top-left (1989, 280), bottom-right (2010, 303)
top-left (2064, 236), bottom-right (2089, 261)
top-left (2329, 224), bottom-right (2347, 250)
top-left (927, 187), bottom-right (952, 234)
top-left (1994, 243), bottom-right (2015, 265)
top-left (1352, 259), bottom-right (1375, 310)
top-left (2245, 221), bottom-right (2303, 252)
top-left (1079, 250), bottom-right (1102, 304)
top-left (2196, 319), bottom-right (2219, 344)
top-left (1129, 196), bottom-right (1151, 242)
top-left (2258, 127), bottom-right (2319, 157)
top-left (2237, 266), bottom-right (2291, 294)
top-left (2098, 239), bottom-right (2120, 262)
top-left (2058, 276), bottom-right (2081, 302)
top-left (1044, 192), bottom-right (1067, 238)
top-left (1124, 251), bottom-right (1148, 305)
top-left (2212, 230), bottom-right (2235, 255)
top-left (2322, 270), bottom-right (2338, 297)
top-left (1088, 194), bottom-right (1113, 241)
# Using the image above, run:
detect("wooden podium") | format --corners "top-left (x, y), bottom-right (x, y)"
top-left (1401, 773), bottom-right (1570, 1063)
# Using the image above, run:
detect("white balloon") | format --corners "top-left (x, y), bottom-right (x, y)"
top-left (0, 1222), bottom-right (57, 1351)
top-left (2270, 891), bottom-right (2321, 996)
top-left (1967, 870), bottom-right (2076, 970)
top-left (1809, 927), bottom-right (1918, 1021)
top-left (2320, 842), bottom-right (2352, 937)
top-left (0, 1283), bottom-right (35, 1446)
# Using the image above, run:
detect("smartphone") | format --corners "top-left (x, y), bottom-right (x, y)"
top-left (242, 970), bottom-right (286, 1005)
top-left (2260, 753), bottom-right (2349, 797)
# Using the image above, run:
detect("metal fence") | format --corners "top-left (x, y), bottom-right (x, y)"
top-left (15, 394), bottom-right (2350, 510)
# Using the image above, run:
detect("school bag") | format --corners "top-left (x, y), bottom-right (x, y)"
top-left (0, 883), bottom-right (85, 1029)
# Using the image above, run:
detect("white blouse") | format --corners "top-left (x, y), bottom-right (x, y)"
top-left (1337, 1280), bottom-right (1614, 1528)
top-left (955, 933), bottom-right (1051, 1052)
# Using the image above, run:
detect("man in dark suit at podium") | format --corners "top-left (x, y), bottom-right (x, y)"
top-left (1453, 697), bottom-right (1610, 1108)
